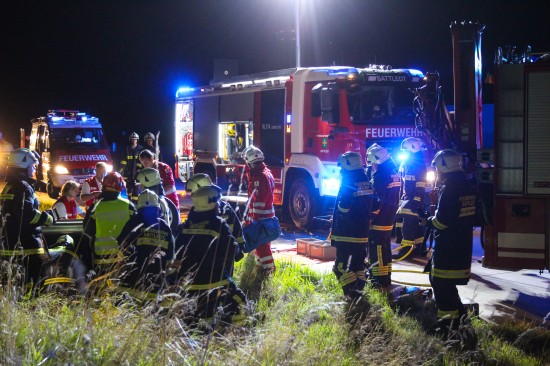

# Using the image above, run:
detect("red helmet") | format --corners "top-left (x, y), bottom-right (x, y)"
top-left (102, 172), bottom-right (125, 192)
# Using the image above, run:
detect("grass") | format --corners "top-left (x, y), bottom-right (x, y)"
top-left (0, 255), bottom-right (549, 365)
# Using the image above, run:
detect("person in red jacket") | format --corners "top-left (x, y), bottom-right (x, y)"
top-left (243, 146), bottom-right (276, 275)
top-left (139, 149), bottom-right (179, 212)
top-left (52, 180), bottom-right (85, 220)
top-left (80, 162), bottom-right (107, 209)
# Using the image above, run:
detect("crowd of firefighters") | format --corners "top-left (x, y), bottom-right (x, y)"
top-left (0, 131), bottom-right (475, 336)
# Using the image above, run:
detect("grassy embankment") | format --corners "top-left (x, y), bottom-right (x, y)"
top-left (1, 254), bottom-right (549, 365)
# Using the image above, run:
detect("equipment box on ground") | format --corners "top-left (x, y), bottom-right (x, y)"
top-left (308, 241), bottom-right (336, 260)
top-left (296, 238), bottom-right (323, 256)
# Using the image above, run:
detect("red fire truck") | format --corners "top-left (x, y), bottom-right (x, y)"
top-left (175, 66), bottom-right (430, 228)
top-left (29, 110), bottom-right (113, 198)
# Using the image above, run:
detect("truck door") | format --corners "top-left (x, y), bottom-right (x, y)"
top-left (259, 89), bottom-right (285, 166)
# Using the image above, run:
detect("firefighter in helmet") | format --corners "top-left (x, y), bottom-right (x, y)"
top-left (0, 148), bottom-right (54, 288)
top-left (172, 185), bottom-right (247, 325)
top-left (119, 132), bottom-right (143, 205)
top-left (134, 167), bottom-right (180, 234)
top-left (83, 171), bottom-right (135, 276)
top-left (143, 132), bottom-right (162, 162)
top-left (116, 189), bottom-right (174, 302)
top-left (139, 149), bottom-right (179, 212)
top-left (395, 137), bottom-right (427, 259)
top-left (331, 151), bottom-right (375, 301)
top-left (365, 144), bottom-right (400, 290)
top-left (186, 173), bottom-right (245, 265)
top-left (423, 150), bottom-right (476, 338)
top-left (243, 146), bottom-right (276, 274)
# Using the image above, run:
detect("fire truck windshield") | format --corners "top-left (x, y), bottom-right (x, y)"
top-left (50, 128), bottom-right (108, 149)
top-left (347, 86), bottom-right (415, 125)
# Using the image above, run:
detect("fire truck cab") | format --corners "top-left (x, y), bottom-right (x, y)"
top-left (29, 110), bottom-right (113, 198)
top-left (175, 66), bottom-right (428, 228)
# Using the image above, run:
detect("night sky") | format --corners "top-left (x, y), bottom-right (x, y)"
top-left (1, 0), bottom-right (548, 163)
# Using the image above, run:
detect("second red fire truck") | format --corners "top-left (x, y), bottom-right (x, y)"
top-left (175, 65), bottom-right (430, 228)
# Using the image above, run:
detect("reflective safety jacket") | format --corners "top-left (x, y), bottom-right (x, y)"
top-left (246, 162), bottom-right (275, 222)
top-left (117, 211), bottom-right (174, 296)
top-left (84, 195), bottom-right (135, 267)
top-left (371, 159), bottom-right (401, 231)
top-left (119, 144), bottom-right (143, 180)
top-left (173, 209), bottom-right (238, 289)
top-left (331, 169), bottom-right (375, 245)
top-left (400, 151), bottom-right (427, 204)
top-left (0, 171), bottom-right (52, 255)
top-left (427, 172), bottom-right (475, 284)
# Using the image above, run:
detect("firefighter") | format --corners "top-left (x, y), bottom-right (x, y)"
top-left (243, 146), bottom-right (276, 274)
top-left (52, 180), bottom-right (85, 220)
top-left (119, 132), bottom-right (143, 204)
top-left (185, 173), bottom-right (245, 264)
top-left (0, 148), bottom-right (54, 288)
top-left (143, 132), bottom-right (162, 162)
top-left (39, 235), bottom-right (88, 295)
top-left (116, 189), bottom-right (174, 302)
top-left (135, 167), bottom-right (180, 234)
top-left (80, 161), bottom-right (108, 209)
top-left (173, 185), bottom-right (247, 325)
top-left (139, 149), bottom-right (179, 212)
top-left (366, 144), bottom-right (400, 290)
top-left (83, 171), bottom-right (135, 276)
top-left (331, 152), bottom-right (375, 301)
top-left (395, 137), bottom-right (427, 259)
top-left (423, 150), bottom-right (476, 336)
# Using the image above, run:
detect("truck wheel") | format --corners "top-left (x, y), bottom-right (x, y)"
top-left (47, 181), bottom-right (60, 199)
top-left (289, 178), bottom-right (320, 229)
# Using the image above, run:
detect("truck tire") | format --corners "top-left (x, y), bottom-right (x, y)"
top-left (289, 178), bottom-right (320, 229)
top-left (47, 181), bottom-right (60, 199)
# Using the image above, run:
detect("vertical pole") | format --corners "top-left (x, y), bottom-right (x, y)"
top-left (295, 0), bottom-right (301, 68)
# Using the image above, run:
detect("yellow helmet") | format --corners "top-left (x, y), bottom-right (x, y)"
top-left (186, 173), bottom-right (213, 193)
top-left (192, 185), bottom-right (221, 212)
top-left (137, 189), bottom-right (161, 209)
top-left (227, 124), bottom-right (236, 137)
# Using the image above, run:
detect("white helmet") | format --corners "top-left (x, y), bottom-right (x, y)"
top-left (401, 137), bottom-right (425, 153)
top-left (186, 173), bottom-right (213, 193)
top-left (137, 189), bottom-right (161, 209)
top-left (136, 168), bottom-right (161, 187)
top-left (366, 144), bottom-right (390, 165)
top-left (8, 148), bottom-right (39, 169)
top-left (338, 151), bottom-right (363, 171)
top-left (192, 185), bottom-right (221, 212)
top-left (431, 149), bottom-right (463, 173)
top-left (243, 145), bottom-right (264, 165)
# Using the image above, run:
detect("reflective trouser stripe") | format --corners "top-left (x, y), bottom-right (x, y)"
top-left (438, 309), bottom-right (459, 319)
top-left (330, 235), bottom-right (368, 243)
top-left (371, 225), bottom-right (393, 231)
top-left (401, 238), bottom-right (423, 246)
top-left (0, 247), bottom-right (45, 256)
top-left (185, 279), bottom-right (230, 290)
top-left (117, 286), bottom-right (159, 301)
top-left (44, 277), bottom-right (74, 285)
top-left (432, 267), bottom-right (470, 279)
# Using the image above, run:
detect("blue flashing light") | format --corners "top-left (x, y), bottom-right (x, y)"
top-left (398, 152), bottom-right (409, 162)
top-left (81, 116), bottom-right (87, 122)
top-left (286, 114), bottom-right (292, 124)
top-left (408, 69), bottom-right (425, 78)
top-left (51, 117), bottom-right (62, 122)
top-left (314, 67), bottom-right (358, 76)
top-left (176, 87), bottom-right (194, 97)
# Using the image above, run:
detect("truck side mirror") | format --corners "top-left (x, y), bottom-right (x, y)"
top-left (311, 82), bottom-right (340, 124)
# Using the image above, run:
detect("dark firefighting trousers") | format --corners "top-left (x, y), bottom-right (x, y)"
top-left (396, 201), bottom-right (424, 256)
top-left (367, 229), bottom-right (392, 287)
top-left (429, 274), bottom-right (466, 328)
top-left (184, 280), bottom-right (247, 326)
top-left (332, 243), bottom-right (368, 299)
top-left (0, 249), bottom-right (48, 289)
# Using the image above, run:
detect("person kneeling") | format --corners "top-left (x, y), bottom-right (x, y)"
top-left (172, 185), bottom-right (247, 326)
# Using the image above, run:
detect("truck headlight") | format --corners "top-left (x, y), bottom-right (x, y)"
top-left (54, 165), bottom-right (69, 174)
top-left (426, 170), bottom-right (435, 183)
top-left (321, 177), bottom-right (341, 196)
top-left (105, 164), bottom-right (113, 173)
